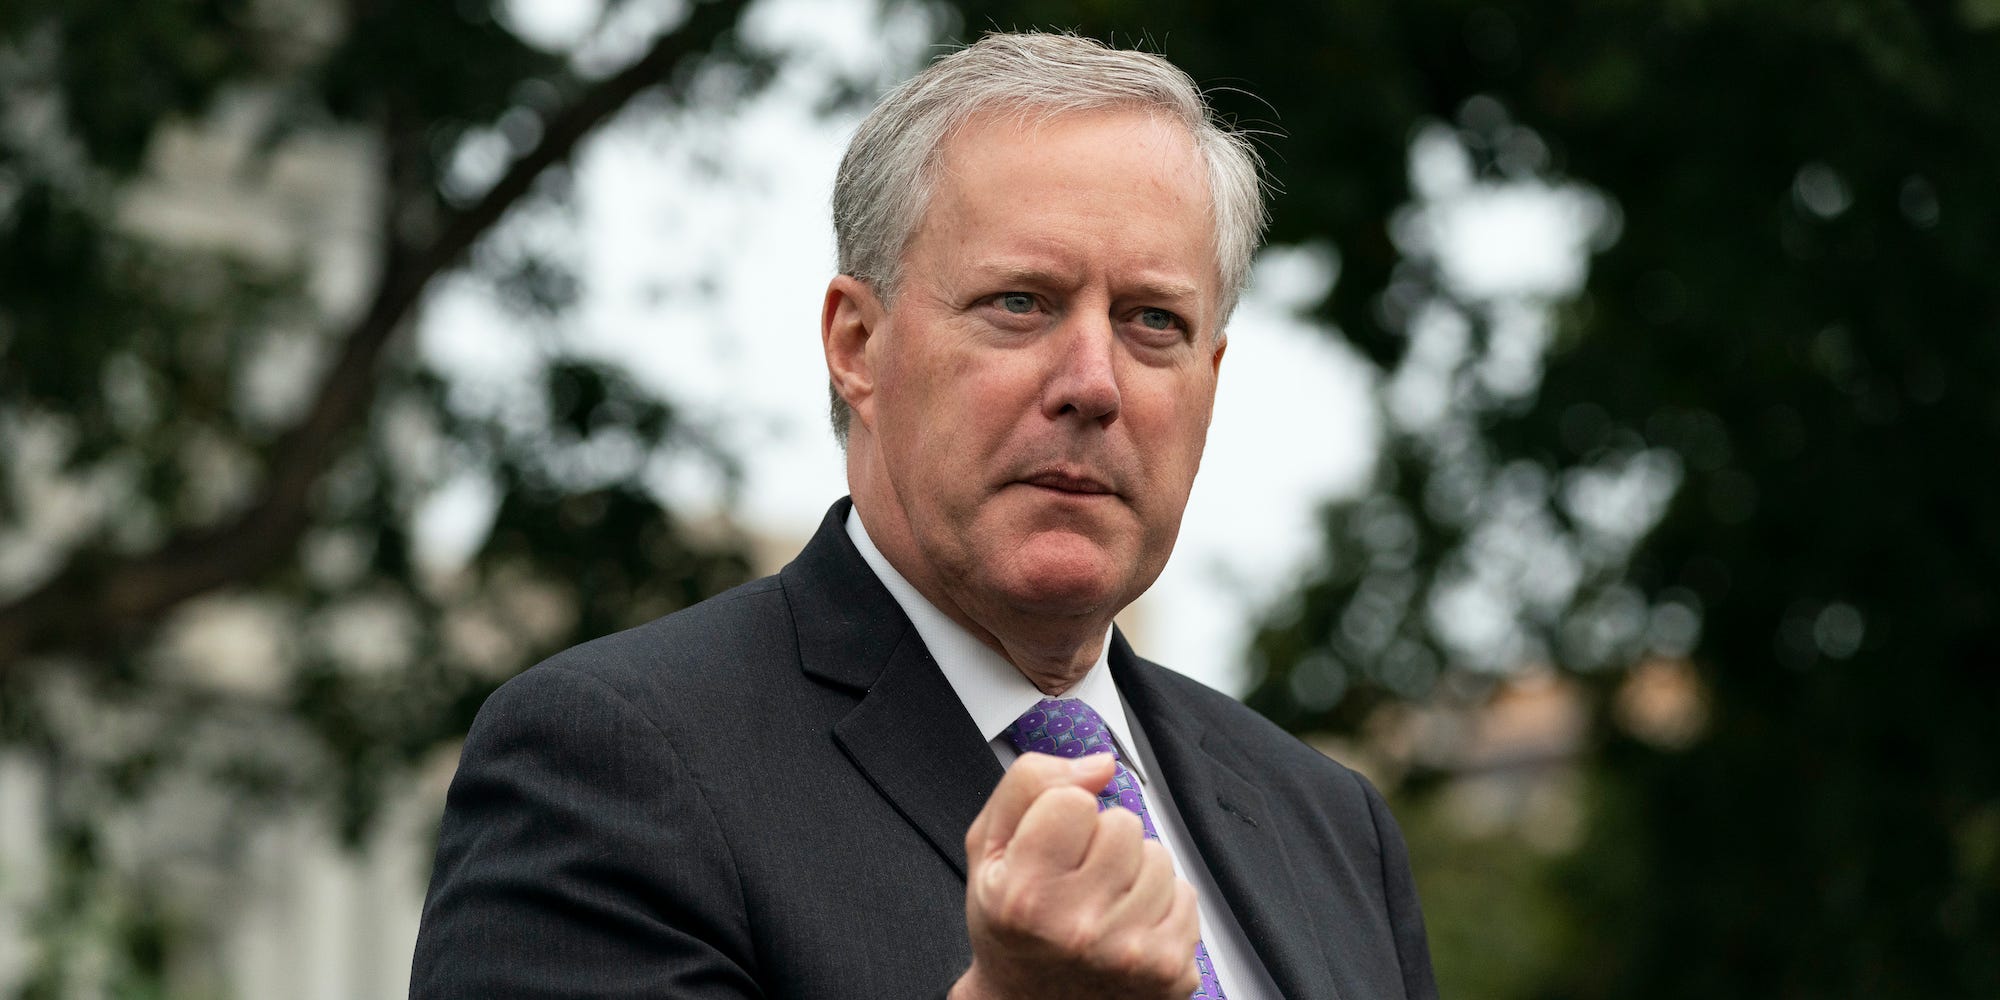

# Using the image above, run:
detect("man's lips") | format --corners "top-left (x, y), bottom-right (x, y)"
top-left (1019, 470), bottom-right (1116, 495)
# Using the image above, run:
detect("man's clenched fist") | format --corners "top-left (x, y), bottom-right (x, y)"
top-left (949, 752), bottom-right (1200, 1000)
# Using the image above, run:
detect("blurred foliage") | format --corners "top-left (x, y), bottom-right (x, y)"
top-left (0, 0), bottom-right (794, 991)
top-left (937, 1), bottom-right (2000, 996)
top-left (1394, 791), bottom-right (1568, 999)
top-left (8, 0), bottom-right (1997, 996)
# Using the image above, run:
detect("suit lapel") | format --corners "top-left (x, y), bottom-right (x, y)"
top-left (1113, 634), bottom-right (1343, 1000)
top-left (831, 633), bottom-right (1002, 877)
top-left (782, 496), bottom-right (1340, 984)
top-left (783, 499), bottom-right (1002, 879)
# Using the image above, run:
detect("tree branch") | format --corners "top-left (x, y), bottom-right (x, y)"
top-left (0, 0), bottom-right (756, 669)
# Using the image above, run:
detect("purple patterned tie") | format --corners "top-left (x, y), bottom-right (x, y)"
top-left (1004, 698), bottom-right (1227, 1000)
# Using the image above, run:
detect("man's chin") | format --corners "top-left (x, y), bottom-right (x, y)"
top-left (988, 534), bottom-right (1131, 615)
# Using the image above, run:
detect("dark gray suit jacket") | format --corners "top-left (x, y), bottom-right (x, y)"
top-left (410, 499), bottom-right (1437, 999)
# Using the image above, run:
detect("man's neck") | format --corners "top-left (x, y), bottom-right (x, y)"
top-left (847, 496), bottom-right (1111, 696)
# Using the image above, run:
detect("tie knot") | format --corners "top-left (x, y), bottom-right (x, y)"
top-left (1004, 697), bottom-right (1117, 759)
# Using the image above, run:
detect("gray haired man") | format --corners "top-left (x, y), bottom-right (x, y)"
top-left (413, 32), bottom-right (1438, 1000)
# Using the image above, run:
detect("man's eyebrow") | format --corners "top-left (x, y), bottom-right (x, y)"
top-left (968, 261), bottom-right (1204, 303)
top-left (1125, 278), bottom-right (1203, 304)
top-left (968, 261), bottom-right (1083, 289)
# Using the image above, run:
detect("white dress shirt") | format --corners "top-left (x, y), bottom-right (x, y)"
top-left (846, 511), bottom-right (1280, 999)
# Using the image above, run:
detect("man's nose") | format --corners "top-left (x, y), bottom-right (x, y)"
top-left (1043, 313), bottom-right (1121, 425)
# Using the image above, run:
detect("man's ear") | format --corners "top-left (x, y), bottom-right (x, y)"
top-left (822, 274), bottom-right (884, 429)
top-left (1203, 332), bottom-right (1228, 429)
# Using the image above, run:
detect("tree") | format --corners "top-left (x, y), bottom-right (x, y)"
top-left (0, 0), bottom-right (817, 989)
top-left (939, 1), bottom-right (1998, 996)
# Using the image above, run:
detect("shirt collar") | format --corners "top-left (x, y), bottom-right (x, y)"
top-left (845, 507), bottom-right (1149, 784)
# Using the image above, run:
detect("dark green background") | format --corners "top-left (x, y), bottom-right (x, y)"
top-left (2, 1), bottom-right (1994, 995)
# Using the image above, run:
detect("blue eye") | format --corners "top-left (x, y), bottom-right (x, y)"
top-left (998, 292), bottom-right (1036, 314)
top-left (1138, 308), bottom-right (1179, 331)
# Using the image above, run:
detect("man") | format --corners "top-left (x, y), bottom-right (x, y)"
top-left (411, 32), bottom-right (1437, 1000)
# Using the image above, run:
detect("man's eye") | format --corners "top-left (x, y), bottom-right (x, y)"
top-left (997, 292), bottom-right (1036, 314)
top-left (1138, 308), bottom-right (1181, 331)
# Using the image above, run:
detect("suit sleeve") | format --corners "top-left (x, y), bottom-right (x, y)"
top-left (1359, 774), bottom-right (1441, 1000)
top-left (409, 665), bottom-right (764, 999)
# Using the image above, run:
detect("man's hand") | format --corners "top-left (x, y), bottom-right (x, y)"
top-left (949, 752), bottom-right (1200, 1000)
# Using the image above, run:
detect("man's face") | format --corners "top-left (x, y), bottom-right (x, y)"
top-left (852, 107), bottom-right (1224, 626)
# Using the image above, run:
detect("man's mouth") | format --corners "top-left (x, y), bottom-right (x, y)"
top-left (1020, 470), bottom-right (1115, 495)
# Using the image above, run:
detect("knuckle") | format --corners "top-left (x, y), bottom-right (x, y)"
top-left (1052, 915), bottom-right (1098, 956)
top-left (1101, 934), bottom-right (1187, 990)
top-left (990, 880), bottom-right (1043, 931)
top-left (1136, 838), bottom-right (1173, 879)
top-left (1046, 785), bottom-right (1098, 814)
top-left (1107, 935), bottom-right (1156, 977)
top-left (1097, 805), bottom-right (1142, 839)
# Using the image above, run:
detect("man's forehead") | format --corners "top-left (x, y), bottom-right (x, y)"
top-left (904, 112), bottom-right (1219, 311)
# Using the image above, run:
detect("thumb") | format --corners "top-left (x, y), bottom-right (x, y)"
top-left (1063, 750), bottom-right (1117, 799)
top-left (968, 752), bottom-right (1119, 860)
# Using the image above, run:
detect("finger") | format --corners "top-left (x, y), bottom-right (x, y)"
top-left (968, 754), bottom-right (1069, 859)
top-left (1126, 877), bottom-right (1201, 996)
top-left (1078, 802), bottom-right (1148, 895)
top-left (1067, 750), bottom-right (1117, 797)
top-left (1102, 837), bottom-right (1182, 932)
top-left (1162, 878), bottom-right (1200, 945)
top-left (968, 752), bottom-right (1115, 858)
top-left (1161, 881), bottom-right (1203, 994)
top-left (1007, 785), bottom-right (1105, 875)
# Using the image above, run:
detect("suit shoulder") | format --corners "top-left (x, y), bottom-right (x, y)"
top-left (1135, 659), bottom-right (1373, 800)
top-left (555, 573), bottom-right (783, 668)
top-left (489, 573), bottom-right (793, 720)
